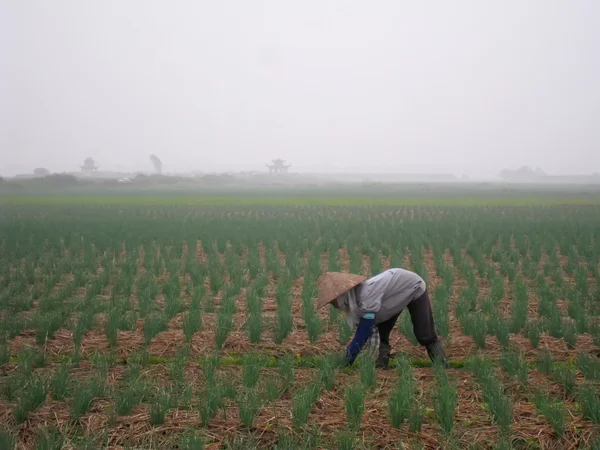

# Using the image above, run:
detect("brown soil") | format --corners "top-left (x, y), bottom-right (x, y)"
top-left (338, 247), bottom-right (350, 272)
top-left (1, 363), bottom-right (595, 450)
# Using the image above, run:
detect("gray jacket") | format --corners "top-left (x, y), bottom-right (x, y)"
top-left (339, 268), bottom-right (426, 324)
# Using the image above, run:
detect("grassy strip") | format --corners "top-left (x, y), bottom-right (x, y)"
top-left (2, 194), bottom-right (600, 206)
top-left (7, 352), bottom-right (465, 369)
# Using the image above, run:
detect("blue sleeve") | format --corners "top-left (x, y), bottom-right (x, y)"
top-left (345, 316), bottom-right (375, 366)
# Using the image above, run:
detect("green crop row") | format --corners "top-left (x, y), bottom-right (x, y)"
top-left (1, 202), bottom-right (600, 449)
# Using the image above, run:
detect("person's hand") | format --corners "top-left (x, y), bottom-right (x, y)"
top-left (344, 347), bottom-right (354, 367)
top-left (345, 317), bottom-right (375, 366)
top-left (330, 350), bottom-right (347, 368)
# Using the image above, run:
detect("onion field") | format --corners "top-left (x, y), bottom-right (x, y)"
top-left (1, 201), bottom-right (600, 449)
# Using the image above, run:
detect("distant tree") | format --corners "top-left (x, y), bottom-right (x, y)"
top-left (499, 166), bottom-right (546, 181)
top-left (33, 168), bottom-right (50, 177)
top-left (39, 174), bottom-right (80, 188)
top-left (150, 155), bottom-right (163, 174)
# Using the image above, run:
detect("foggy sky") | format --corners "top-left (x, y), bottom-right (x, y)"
top-left (2, 1), bottom-right (599, 177)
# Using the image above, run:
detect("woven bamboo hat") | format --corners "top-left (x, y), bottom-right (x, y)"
top-left (316, 272), bottom-right (367, 309)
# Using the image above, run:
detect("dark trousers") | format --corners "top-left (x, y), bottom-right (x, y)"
top-left (376, 289), bottom-right (439, 351)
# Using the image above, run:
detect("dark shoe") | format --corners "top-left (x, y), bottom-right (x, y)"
top-left (426, 342), bottom-right (449, 369)
top-left (376, 343), bottom-right (391, 369)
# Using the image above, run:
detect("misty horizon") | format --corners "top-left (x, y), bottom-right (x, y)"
top-left (2, 2), bottom-right (599, 178)
top-left (0, 159), bottom-right (570, 179)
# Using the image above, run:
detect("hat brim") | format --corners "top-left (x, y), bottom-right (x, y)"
top-left (316, 272), bottom-right (367, 309)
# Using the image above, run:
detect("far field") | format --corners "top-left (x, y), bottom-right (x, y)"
top-left (1, 189), bottom-right (600, 449)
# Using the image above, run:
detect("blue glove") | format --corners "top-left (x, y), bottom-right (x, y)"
top-left (345, 314), bottom-right (376, 366)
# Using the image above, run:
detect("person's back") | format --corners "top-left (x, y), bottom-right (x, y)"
top-left (356, 268), bottom-right (426, 323)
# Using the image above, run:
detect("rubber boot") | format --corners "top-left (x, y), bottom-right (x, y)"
top-left (376, 342), bottom-right (391, 369)
top-left (426, 341), bottom-right (449, 369)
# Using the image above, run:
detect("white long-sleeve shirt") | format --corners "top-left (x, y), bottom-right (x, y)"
top-left (338, 268), bottom-right (426, 325)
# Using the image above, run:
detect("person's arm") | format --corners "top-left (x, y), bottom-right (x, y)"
top-left (345, 313), bottom-right (376, 366)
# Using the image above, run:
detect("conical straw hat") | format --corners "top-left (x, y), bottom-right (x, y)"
top-left (316, 272), bottom-right (367, 309)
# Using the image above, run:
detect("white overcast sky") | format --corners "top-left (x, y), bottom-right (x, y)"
top-left (1, 1), bottom-right (599, 176)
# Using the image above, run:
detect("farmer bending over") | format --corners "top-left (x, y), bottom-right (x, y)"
top-left (317, 268), bottom-right (448, 369)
